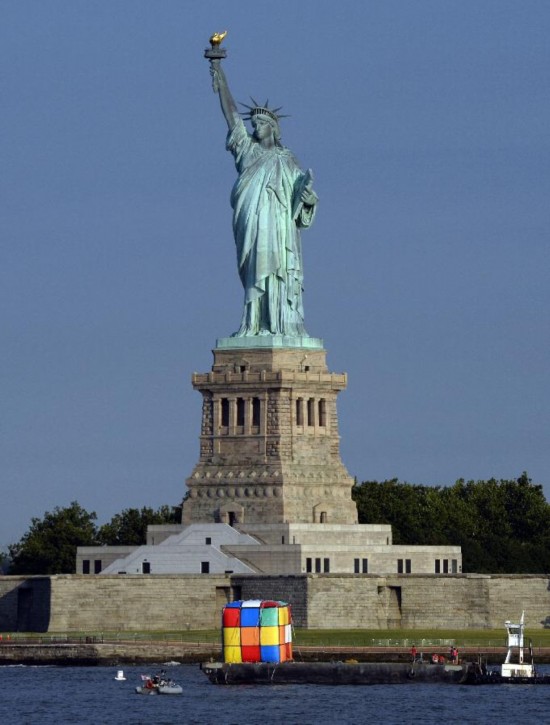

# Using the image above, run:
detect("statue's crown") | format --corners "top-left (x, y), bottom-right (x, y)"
top-left (240, 98), bottom-right (289, 124)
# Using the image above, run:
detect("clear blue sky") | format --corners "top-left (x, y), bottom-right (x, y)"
top-left (2, 1), bottom-right (549, 548)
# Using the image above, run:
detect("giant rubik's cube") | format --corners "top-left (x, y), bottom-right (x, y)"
top-left (222, 600), bottom-right (293, 663)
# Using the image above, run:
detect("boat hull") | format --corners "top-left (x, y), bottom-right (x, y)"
top-left (135, 684), bottom-right (183, 695)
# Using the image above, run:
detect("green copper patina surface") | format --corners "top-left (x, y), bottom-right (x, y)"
top-left (207, 42), bottom-right (319, 345)
top-left (215, 334), bottom-right (323, 350)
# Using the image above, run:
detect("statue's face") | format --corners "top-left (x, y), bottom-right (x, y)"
top-left (252, 116), bottom-right (275, 142)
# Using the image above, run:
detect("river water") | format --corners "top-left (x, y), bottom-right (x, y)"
top-left (2, 663), bottom-right (548, 724)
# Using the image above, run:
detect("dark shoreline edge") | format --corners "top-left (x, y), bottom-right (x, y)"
top-left (2, 643), bottom-right (550, 667)
top-left (0, 643), bottom-right (219, 666)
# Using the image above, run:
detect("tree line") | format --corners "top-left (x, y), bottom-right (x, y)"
top-left (352, 473), bottom-right (550, 573)
top-left (5, 503), bottom-right (179, 575)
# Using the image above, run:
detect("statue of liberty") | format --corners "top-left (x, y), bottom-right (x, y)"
top-left (206, 36), bottom-right (318, 338)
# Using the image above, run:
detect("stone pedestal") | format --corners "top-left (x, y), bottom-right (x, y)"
top-left (183, 342), bottom-right (358, 526)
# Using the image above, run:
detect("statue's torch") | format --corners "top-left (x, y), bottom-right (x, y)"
top-left (204, 31), bottom-right (228, 93)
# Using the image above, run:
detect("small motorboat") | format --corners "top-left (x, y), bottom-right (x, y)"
top-left (467, 611), bottom-right (550, 685)
top-left (135, 671), bottom-right (183, 695)
top-left (501, 611), bottom-right (535, 679)
top-left (114, 669), bottom-right (126, 681)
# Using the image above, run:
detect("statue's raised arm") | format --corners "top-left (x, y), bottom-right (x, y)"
top-left (210, 61), bottom-right (240, 131)
top-left (204, 34), bottom-right (318, 339)
top-left (204, 31), bottom-right (239, 130)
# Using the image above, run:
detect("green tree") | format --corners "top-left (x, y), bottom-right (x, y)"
top-left (352, 479), bottom-right (449, 545)
top-left (353, 474), bottom-right (550, 574)
top-left (8, 501), bottom-right (98, 574)
top-left (447, 473), bottom-right (550, 573)
top-left (0, 549), bottom-right (11, 574)
top-left (97, 505), bottom-right (180, 546)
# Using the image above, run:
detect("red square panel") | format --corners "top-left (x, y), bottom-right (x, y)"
top-left (241, 645), bottom-right (261, 663)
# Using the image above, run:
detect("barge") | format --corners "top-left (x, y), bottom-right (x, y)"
top-left (201, 660), bottom-right (468, 685)
top-left (203, 602), bottom-right (550, 686)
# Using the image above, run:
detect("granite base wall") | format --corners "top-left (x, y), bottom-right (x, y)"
top-left (299, 574), bottom-right (550, 630)
top-left (0, 575), bottom-right (237, 632)
top-left (2, 574), bottom-right (550, 632)
top-left (0, 577), bottom-right (51, 632)
top-left (234, 575), bottom-right (309, 626)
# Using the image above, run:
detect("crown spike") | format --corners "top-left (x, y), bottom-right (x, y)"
top-left (239, 98), bottom-right (286, 126)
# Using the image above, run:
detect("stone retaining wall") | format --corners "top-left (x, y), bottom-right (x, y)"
top-left (0, 575), bottom-right (239, 631)
top-left (0, 642), bottom-right (220, 665)
top-left (1, 573), bottom-right (549, 632)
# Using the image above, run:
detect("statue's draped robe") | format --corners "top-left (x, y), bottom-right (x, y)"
top-left (227, 119), bottom-right (315, 336)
